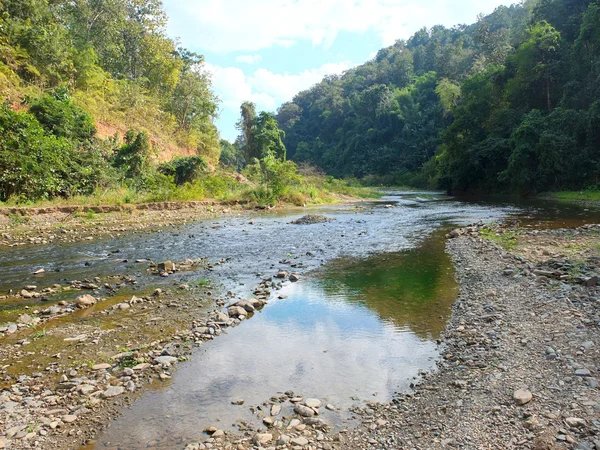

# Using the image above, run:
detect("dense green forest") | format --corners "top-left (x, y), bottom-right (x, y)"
top-left (0, 0), bottom-right (227, 203)
top-left (277, 0), bottom-right (600, 194)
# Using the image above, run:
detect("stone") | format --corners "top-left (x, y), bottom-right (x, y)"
top-left (132, 363), bottom-right (151, 371)
top-left (154, 356), bottom-right (177, 365)
top-left (92, 363), bottom-right (111, 371)
top-left (253, 433), bottom-right (273, 445)
top-left (289, 273), bottom-right (300, 282)
top-left (158, 261), bottom-right (176, 272)
top-left (271, 404), bottom-right (282, 416)
top-left (62, 415), bottom-right (77, 423)
top-left (6, 323), bottom-right (17, 334)
top-left (566, 417), bottom-right (586, 428)
top-left (18, 314), bottom-right (33, 325)
top-left (76, 294), bottom-right (96, 307)
top-left (227, 306), bottom-right (247, 317)
top-left (276, 271), bottom-right (288, 279)
top-left (21, 289), bottom-right (34, 298)
top-left (305, 398), bottom-right (322, 408)
top-left (513, 389), bottom-right (533, 405)
top-left (101, 386), bottom-right (124, 398)
top-left (211, 429), bottom-right (224, 438)
top-left (287, 419), bottom-right (301, 429)
top-left (294, 404), bottom-right (315, 417)
top-left (326, 404), bottom-right (336, 411)
top-left (291, 437), bottom-right (309, 446)
top-left (277, 434), bottom-right (291, 445)
top-left (575, 368), bottom-right (592, 377)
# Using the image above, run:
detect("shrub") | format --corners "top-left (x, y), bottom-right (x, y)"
top-left (28, 87), bottom-right (96, 141)
top-left (158, 155), bottom-right (208, 185)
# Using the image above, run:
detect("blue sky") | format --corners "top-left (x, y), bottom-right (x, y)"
top-left (162, 0), bottom-right (514, 141)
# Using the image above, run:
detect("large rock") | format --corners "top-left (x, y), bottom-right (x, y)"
top-left (294, 404), bottom-right (315, 417)
top-left (253, 433), bottom-right (273, 445)
top-left (158, 261), bottom-right (176, 272)
top-left (101, 386), bottom-right (124, 398)
top-left (76, 294), bottom-right (97, 307)
top-left (513, 389), bottom-right (533, 405)
top-left (227, 306), bottom-right (247, 317)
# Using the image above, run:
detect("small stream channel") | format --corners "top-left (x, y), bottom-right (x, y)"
top-left (3, 192), bottom-right (600, 450)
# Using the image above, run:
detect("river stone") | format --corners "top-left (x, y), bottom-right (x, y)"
top-left (305, 398), bottom-right (322, 408)
top-left (18, 314), bottom-right (33, 325)
top-left (253, 433), bottom-right (273, 445)
top-left (101, 386), bottom-right (124, 398)
top-left (212, 429), bottom-right (224, 438)
top-left (514, 389), bottom-right (533, 405)
top-left (92, 363), bottom-right (111, 370)
top-left (234, 301), bottom-right (255, 312)
top-left (132, 363), bottom-right (151, 371)
top-left (289, 273), bottom-right (300, 282)
top-left (76, 294), bottom-right (96, 307)
top-left (566, 417), bottom-right (586, 428)
top-left (294, 404), bottom-right (315, 417)
top-left (276, 271), bottom-right (288, 279)
top-left (575, 368), bottom-right (592, 377)
top-left (21, 289), bottom-right (34, 298)
top-left (155, 356), bottom-right (177, 365)
top-left (271, 404), bottom-right (282, 416)
top-left (158, 261), bottom-right (176, 272)
top-left (227, 306), bottom-right (247, 317)
top-left (62, 415), bottom-right (77, 423)
top-left (287, 419), bottom-right (301, 429)
top-left (78, 385), bottom-right (95, 395)
top-left (290, 437), bottom-right (309, 447)
top-left (6, 324), bottom-right (17, 334)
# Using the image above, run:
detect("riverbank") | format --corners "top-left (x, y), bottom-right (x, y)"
top-left (4, 200), bottom-right (599, 450)
top-left (173, 222), bottom-right (600, 450)
top-left (337, 223), bottom-right (600, 449)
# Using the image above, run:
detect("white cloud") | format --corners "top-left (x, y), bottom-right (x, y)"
top-left (205, 61), bottom-right (354, 118)
top-left (166, 0), bottom-right (513, 53)
top-left (235, 54), bottom-right (262, 64)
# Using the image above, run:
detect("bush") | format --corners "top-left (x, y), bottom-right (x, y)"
top-left (28, 87), bottom-right (96, 141)
top-left (244, 153), bottom-right (301, 206)
top-left (158, 155), bottom-right (208, 185)
top-left (0, 103), bottom-right (106, 201)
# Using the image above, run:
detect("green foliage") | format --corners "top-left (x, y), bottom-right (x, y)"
top-left (0, 103), bottom-right (107, 201)
top-left (28, 88), bottom-right (97, 140)
top-left (158, 156), bottom-right (208, 185)
top-left (0, 0), bottom-right (221, 164)
top-left (244, 154), bottom-right (302, 206)
top-left (219, 139), bottom-right (244, 169)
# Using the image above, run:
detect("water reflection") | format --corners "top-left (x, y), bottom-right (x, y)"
top-left (317, 230), bottom-right (457, 339)
top-left (92, 241), bottom-right (450, 449)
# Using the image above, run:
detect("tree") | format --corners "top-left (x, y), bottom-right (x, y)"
top-left (236, 101), bottom-right (257, 161)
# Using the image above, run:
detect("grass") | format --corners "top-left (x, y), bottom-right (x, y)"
top-left (0, 170), bottom-right (381, 211)
top-left (547, 189), bottom-right (600, 203)
top-left (479, 226), bottom-right (519, 250)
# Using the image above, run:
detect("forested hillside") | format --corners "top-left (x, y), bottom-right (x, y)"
top-left (277, 0), bottom-right (600, 194)
top-left (0, 0), bottom-right (226, 203)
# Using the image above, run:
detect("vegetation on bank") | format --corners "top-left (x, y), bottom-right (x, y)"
top-left (0, 0), bottom-right (379, 208)
top-left (276, 0), bottom-right (600, 195)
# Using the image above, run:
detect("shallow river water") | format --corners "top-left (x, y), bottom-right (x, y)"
top-left (3, 192), bottom-right (600, 450)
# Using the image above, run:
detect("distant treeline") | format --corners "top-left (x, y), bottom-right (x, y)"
top-left (276, 0), bottom-right (600, 194)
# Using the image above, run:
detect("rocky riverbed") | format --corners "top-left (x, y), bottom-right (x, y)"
top-left (2, 195), bottom-right (600, 450)
top-left (165, 223), bottom-right (600, 450)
